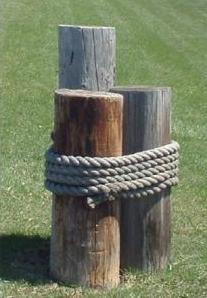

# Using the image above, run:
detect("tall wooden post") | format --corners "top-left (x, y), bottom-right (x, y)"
top-left (59, 25), bottom-right (115, 90)
top-left (50, 89), bottom-right (123, 288)
top-left (50, 25), bottom-right (117, 287)
top-left (111, 86), bottom-right (171, 271)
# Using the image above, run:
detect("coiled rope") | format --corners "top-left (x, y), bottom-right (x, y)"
top-left (44, 141), bottom-right (179, 208)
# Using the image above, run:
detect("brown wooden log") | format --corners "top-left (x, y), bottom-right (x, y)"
top-left (110, 86), bottom-right (171, 271)
top-left (50, 89), bottom-right (123, 288)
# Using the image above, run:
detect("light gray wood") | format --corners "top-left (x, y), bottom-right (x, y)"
top-left (111, 86), bottom-right (172, 271)
top-left (59, 25), bottom-right (115, 90)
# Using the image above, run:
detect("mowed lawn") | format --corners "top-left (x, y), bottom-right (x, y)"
top-left (0, 0), bottom-right (207, 297)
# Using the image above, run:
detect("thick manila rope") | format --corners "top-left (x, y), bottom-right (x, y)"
top-left (44, 141), bottom-right (179, 208)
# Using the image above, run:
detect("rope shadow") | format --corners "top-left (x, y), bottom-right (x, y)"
top-left (0, 234), bottom-right (50, 284)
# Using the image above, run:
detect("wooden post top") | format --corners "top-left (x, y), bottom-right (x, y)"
top-left (55, 89), bottom-right (123, 101)
top-left (112, 86), bottom-right (171, 92)
top-left (59, 25), bottom-right (115, 30)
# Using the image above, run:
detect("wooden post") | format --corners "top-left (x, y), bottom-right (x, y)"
top-left (59, 25), bottom-right (115, 90)
top-left (111, 86), bottom-right (171, 271)
top-left (50, 25), bottom-right (118, 287)
top-left (50, 89), bottom-right (123, 288)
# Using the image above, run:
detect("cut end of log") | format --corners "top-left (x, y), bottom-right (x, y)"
top-left (59, 24), bottom-right (115, 30)
top-left (55, 89), bottom-right (123, 101)
top-left (112, 86), bottom-right (171, 92)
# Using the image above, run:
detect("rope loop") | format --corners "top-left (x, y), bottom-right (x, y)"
top-left (45, 141), bottom-right (179, 208)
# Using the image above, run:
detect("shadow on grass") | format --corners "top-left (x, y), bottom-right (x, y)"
top-left (0, 234), bottom-right (50, 284)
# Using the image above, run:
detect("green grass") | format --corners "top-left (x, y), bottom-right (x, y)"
top-left (0, 0), bottom-right (207, 297)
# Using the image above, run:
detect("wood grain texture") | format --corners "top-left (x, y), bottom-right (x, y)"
top-left (59, 25), bottom-right (115, 90)
top-left (50, 89), bottom-right (123, 288)
top-left (111, 86), bottom-right (171, 271)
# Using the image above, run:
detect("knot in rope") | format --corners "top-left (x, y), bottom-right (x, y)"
top-left (44, 141), bottom-right (180, 208)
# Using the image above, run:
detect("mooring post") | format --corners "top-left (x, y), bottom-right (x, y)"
top-left (111, 86), bottom-right (171, 271)
top-left (59, 25), bottom-right (115, 90)
top-left (49, 25), bottom-right (118, 287)
top-left (50, 89), bottom-right (123, 288)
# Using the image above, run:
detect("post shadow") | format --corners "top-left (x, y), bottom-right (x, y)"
top-left (0, 234), bottom-right (50, 284)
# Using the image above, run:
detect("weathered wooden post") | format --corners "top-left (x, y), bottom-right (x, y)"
top-left (111, 86), bottom-right (171, 271)
top-left (50, 89), bottom-right (123, 288)
top-left (59, 25), bottom-right (115, 90)
top-left (49, 25), bottom-right (118, 287)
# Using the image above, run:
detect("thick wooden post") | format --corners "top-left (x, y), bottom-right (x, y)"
top-left (50, 89), bottom-right (123, 288)
top-left (59, 25), bottom-right (115, 90)
top-left (50, 25), bottom-right (118, 287)
top-left (111, 86), bottom-right (171, 271)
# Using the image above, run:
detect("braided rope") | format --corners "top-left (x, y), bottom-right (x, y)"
top-left (45, 141), bottom-right (179, 208)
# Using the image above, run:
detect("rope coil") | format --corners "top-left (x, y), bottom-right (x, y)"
top-left (45, 141), bottom-right (179, 208)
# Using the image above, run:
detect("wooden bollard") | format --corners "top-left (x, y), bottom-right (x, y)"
top-left (111, 86), bottom-right (171, 271)
top-left (59, 25), bottom-right (115, 90)
top-left (50, 89), bottom-right (123, 288)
